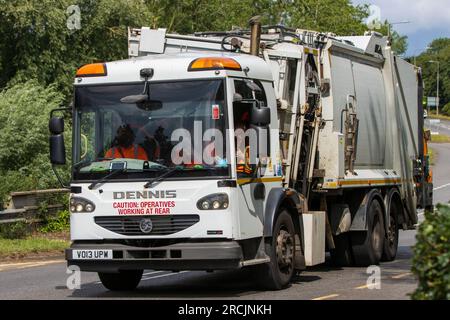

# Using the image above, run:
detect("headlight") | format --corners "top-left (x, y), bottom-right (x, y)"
top-left (69, 197), bottom-right (96, 213)
top-left (201, 201), bottom-right (210, 210)
top-left (197, 193), bottom-right (229, 210)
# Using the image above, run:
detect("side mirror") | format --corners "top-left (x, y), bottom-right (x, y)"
top-left (251, 105), bottom-right (271, 127)
top-left (48, 108), bottom-right (71, 189)
top-left (233, 100), bottom-right (271, 160)
top-left (250, 102), bottom-right (271, 158)
top-left (49, 116), bottom-right (66, 165)
top-left (49, 117), bottom-right (65, 135)
top-left (50, 134), bottom-right (66, 165)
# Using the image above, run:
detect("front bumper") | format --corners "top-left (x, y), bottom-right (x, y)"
top-left (66, 241), bottom-right (243, 272)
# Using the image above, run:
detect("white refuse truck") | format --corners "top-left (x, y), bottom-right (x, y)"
top-left (49, 17), bottom-right (433, 290)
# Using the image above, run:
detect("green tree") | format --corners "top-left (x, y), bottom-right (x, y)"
top-left (0, 0), bottom-right (407, 96)
top-left (0, 80), bottom-right (66, 205)
top-left (141, 0), bottom-right (371, 35)
top-left (413, 38), bottom-right (450, 110)
top-left (0, 0), bottom-right (152, 97)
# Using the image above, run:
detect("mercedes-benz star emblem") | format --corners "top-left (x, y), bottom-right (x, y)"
top-left (139, 218), bottom-right (153, 234)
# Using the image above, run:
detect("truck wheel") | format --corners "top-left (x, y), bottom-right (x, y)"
top-left (257, 210), bottom-right (296, 290)
top-left (330, 233), bottom-right (353, 266)
top-left (351, 200), bottom-right (385, 266)
top-left (382, 200), bottom-right (399, 261)
top-left (98, 270), bottom-right (143, 291)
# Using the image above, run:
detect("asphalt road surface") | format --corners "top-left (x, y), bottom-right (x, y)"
top-left (0, 231), bottom-right (420, 300)
top-left (0, 144), bottom-right (449, 300)
top-left (425, 118), bottom-right (450, 204)
top-left (429, 143), bottom-right (450, 205)
top-left (425, 118), bottom-right (450, 137)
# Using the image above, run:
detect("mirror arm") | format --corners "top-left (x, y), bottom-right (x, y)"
top-left (50, 106), bottom-right (72, 118)
top-left (52, 165), bottom-right (70, 189)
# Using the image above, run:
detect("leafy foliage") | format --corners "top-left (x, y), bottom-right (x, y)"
top-left (0, 80), bottom-right (66, 205)
top-left (39, 210), bottom-right (70, 233)
top-left (0, 0), bottom-right (397, 95)
top-left (0, 0), bottom-right (412, 94)
top-left (442, 102), bottom-right (450, 117)
top-left (0, 221), bottom-right (30, 239)
top-left (0, 0), bottom-right (152, 97)
top-left (412, 205), bottom-right (450, 300)
top-left (413, 38), bottom-right (450, 110)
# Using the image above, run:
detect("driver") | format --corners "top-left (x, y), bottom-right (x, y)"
top-left (105, 124), bottom-right (148, 161)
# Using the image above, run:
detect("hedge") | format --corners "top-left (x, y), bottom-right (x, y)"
top-left (412, 204), bottom-right (450, 300)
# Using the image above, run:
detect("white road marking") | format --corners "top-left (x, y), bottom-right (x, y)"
top-left (312, 294), bottom-right (339, 300)
top-left (143, 271), bottom-right (165, 276)
top-left (355, 284), bottom-right (370, 290)
top-left (391, 272), bottom-right (412, 279)
top-left (141, 271), bottom-right (189, 281)
top-left (94, 270), bottom-right (188, 285)
top-left (434, 182), bottom-right (450, 191)
top-left (0, 259), bottom-right (64, 272)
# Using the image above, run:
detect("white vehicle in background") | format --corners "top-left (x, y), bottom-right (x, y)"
top-left (424, 110), bottom-right (428, 118)
top-left (49, 17), bottom-right (433, 291)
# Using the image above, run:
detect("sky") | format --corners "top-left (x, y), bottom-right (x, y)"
top-left (351, 0), bottom-right (450, 56)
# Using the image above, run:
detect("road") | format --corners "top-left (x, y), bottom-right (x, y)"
top-left (0, 231), bottom-right (419, 300)
top-left (425, 117), bottom-right (450, 204)
top-left (0, 144), bottom-right (449, 300)
top-left (425, 118), bottom-right (450, 137)
top-left (429, 143), bottom-right (450, 204)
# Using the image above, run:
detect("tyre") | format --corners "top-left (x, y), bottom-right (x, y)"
top-left (256, 210), bottom-right (296, 290)
top-left (330, 233), bottom-right (353, 267)
top-left (382, 198), bottom-right (399, 261)
top-left (98, 270), bottom-right (143, 291)
top-left (351, 199), bottom-right (385, 266)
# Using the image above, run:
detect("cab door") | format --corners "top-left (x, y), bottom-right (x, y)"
top-left (231, 78), bottom-right (281, 240)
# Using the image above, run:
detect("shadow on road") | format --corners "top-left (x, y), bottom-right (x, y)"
top-left (67, 262), bottom-right (355, 299)
top-left (71, 268), bottom-right (263, 299)
top-left (67, 243), bottom-right (416, 299)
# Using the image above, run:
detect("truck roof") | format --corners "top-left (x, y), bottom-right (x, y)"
top-left (75, 51), bottom-right (274, 86)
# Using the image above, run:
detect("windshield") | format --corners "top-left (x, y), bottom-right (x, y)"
top-left (73, 79), bottom-right (230, 181)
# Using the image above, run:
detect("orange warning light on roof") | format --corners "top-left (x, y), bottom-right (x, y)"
top-left (76, 63), bottom-right (108, 77)
top-left (188, 57), bottom-right (242, 72)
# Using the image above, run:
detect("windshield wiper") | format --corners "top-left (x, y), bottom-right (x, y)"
top-left (144, 166), bottom-right (181, 189)
top-left (88, 168), bottom-right (126, 190)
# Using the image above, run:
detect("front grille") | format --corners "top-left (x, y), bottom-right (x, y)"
top-left (95, 215), bottom-right (200, 236)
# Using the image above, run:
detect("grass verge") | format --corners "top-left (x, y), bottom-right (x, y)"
top-left (428, 147), bottom-right (435, 165)
top-left (430, 134), bottom-right (450, 143)
top-left (0, 237), bottom-right (69, 260)
top-left (428, 114), bottom-right (450, 121)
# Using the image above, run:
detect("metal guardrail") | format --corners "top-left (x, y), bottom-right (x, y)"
top-left (7, 189), bottom-right (68, 210)
top-left (0, 189), bottom-right (69, 224)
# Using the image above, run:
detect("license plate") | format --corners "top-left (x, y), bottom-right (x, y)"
top-left (72, 250), bottom-right (113, 260)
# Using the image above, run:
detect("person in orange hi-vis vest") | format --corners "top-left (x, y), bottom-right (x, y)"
top-left (235, 111), bottom-right (252, 175)
top-left (105, 124), bottom-right (148, 161)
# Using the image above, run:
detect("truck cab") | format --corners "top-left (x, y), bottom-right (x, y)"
top-left (50, 51), bottom-right (298, 290)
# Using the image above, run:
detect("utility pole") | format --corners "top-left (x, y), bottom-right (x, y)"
top-left (388, 21), bottom-right (410, 44)
top-left (413, 47), bottom-right (431, 66)
top-left (428, 60), bottom-right (440, 116)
